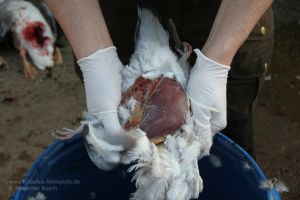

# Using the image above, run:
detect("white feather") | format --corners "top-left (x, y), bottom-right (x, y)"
top-left (118, 105), bottom-right (131, 127)
top-left (260, 178), bottom-right (289, 193)
top-left (124, 111), bottom-right (206, 200)
top-left (128, 137), bottom-right (168, 200)
top-left (274, 181), bottom-right (289, 193)
top-left (127, 97), bottom-right (139, 112)
top-left (243, 161), bottom-right (253, 171)
top-left (85, 124), bottom-right (124, 153)
top-left (209, 154), bottom-right (222, 168)
top-left (121, 8), bottom-right (187, 92)
top-left (27, 192), bottom-right (46, 200)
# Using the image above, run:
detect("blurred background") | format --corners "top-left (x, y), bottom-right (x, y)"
top-left (0, 0), bottom-right (299, 199)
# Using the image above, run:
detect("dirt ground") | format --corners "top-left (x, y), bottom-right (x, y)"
top-left (0, 1), bottom-right (299, 200)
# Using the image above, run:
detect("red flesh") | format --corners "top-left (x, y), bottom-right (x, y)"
top-left (22, 21), bottom-right (50, 52)
top-left (121, 77), bottom-right (188, 141)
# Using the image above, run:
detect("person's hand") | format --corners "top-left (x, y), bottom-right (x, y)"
top-left (82, 122), bottom-right (136, 171)
top-left (187, 49), bottom-right (230, 157)
top-left (78, 46), bottom-right (126, 170)
top-left (78, 46), bottom-right (123, 134)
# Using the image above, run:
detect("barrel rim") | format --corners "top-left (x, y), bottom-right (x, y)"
top-left (13, 133), bottom-right (281, 200)
top-left (216, 133), bottom-right (281, 200)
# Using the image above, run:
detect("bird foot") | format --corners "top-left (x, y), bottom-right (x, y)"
top-left (54, 47), bottom-right (64, 65)
top-left (19, 47), bottom-right (38, 79)
top-left (0, 56), bottom-right (9, 70)
top-left (24, 62), bottom-right (38, 80)
top-left (168, 18), bottom-right (193, 59)
top-left (176, 42), bottom-right (193, 59)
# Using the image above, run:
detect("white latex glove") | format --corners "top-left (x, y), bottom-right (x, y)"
top-left (78, 46), bottom-right (123, 134)
top-left (78, 46), bottom-right (126, 170)
top-left (187, 49), bottom-right (230, 157)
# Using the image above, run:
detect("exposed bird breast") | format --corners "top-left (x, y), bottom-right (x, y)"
top-left (121, 76), bottom-right (189, 144)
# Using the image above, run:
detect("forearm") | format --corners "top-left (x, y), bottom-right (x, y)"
top-left (44, 0), bottom-right (112, 59)
top-left (202, 0), bottom-right (273, 65)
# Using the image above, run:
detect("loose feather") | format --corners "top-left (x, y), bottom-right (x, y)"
top-left (209, 154), bottom-right (222, 168)
top-left (260, 178), bottom-right (289, 193)
top-left (27, 192), bottom-right (46, 200)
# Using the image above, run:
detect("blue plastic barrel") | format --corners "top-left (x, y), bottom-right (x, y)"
top-left (13, 133), bottom-right (281, 200)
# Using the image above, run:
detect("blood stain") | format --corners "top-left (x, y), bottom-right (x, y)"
top-left (22, 21), bottom-right (49, 49)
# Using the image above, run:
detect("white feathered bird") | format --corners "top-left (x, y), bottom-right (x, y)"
top-left (0, 0), bottom-right (63, 79)
top-left (116, 9), bottom-right (205, 199)
top-left (52, 7), bottom-right (211, 200)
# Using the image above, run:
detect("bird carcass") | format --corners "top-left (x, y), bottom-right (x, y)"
top-left (86, 8), bottom-right (203, 200)
top-left (52, 8), bottom-right (206, 200)
top-left (0, 0), bottom-right (63, 79)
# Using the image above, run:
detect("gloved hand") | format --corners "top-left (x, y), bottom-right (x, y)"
top-left (78, 46), bottom-right (123, 134)
top-left (187, 49), bottom-right (230, 157)
top-left (78, 46), bottom-right (126, 170)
